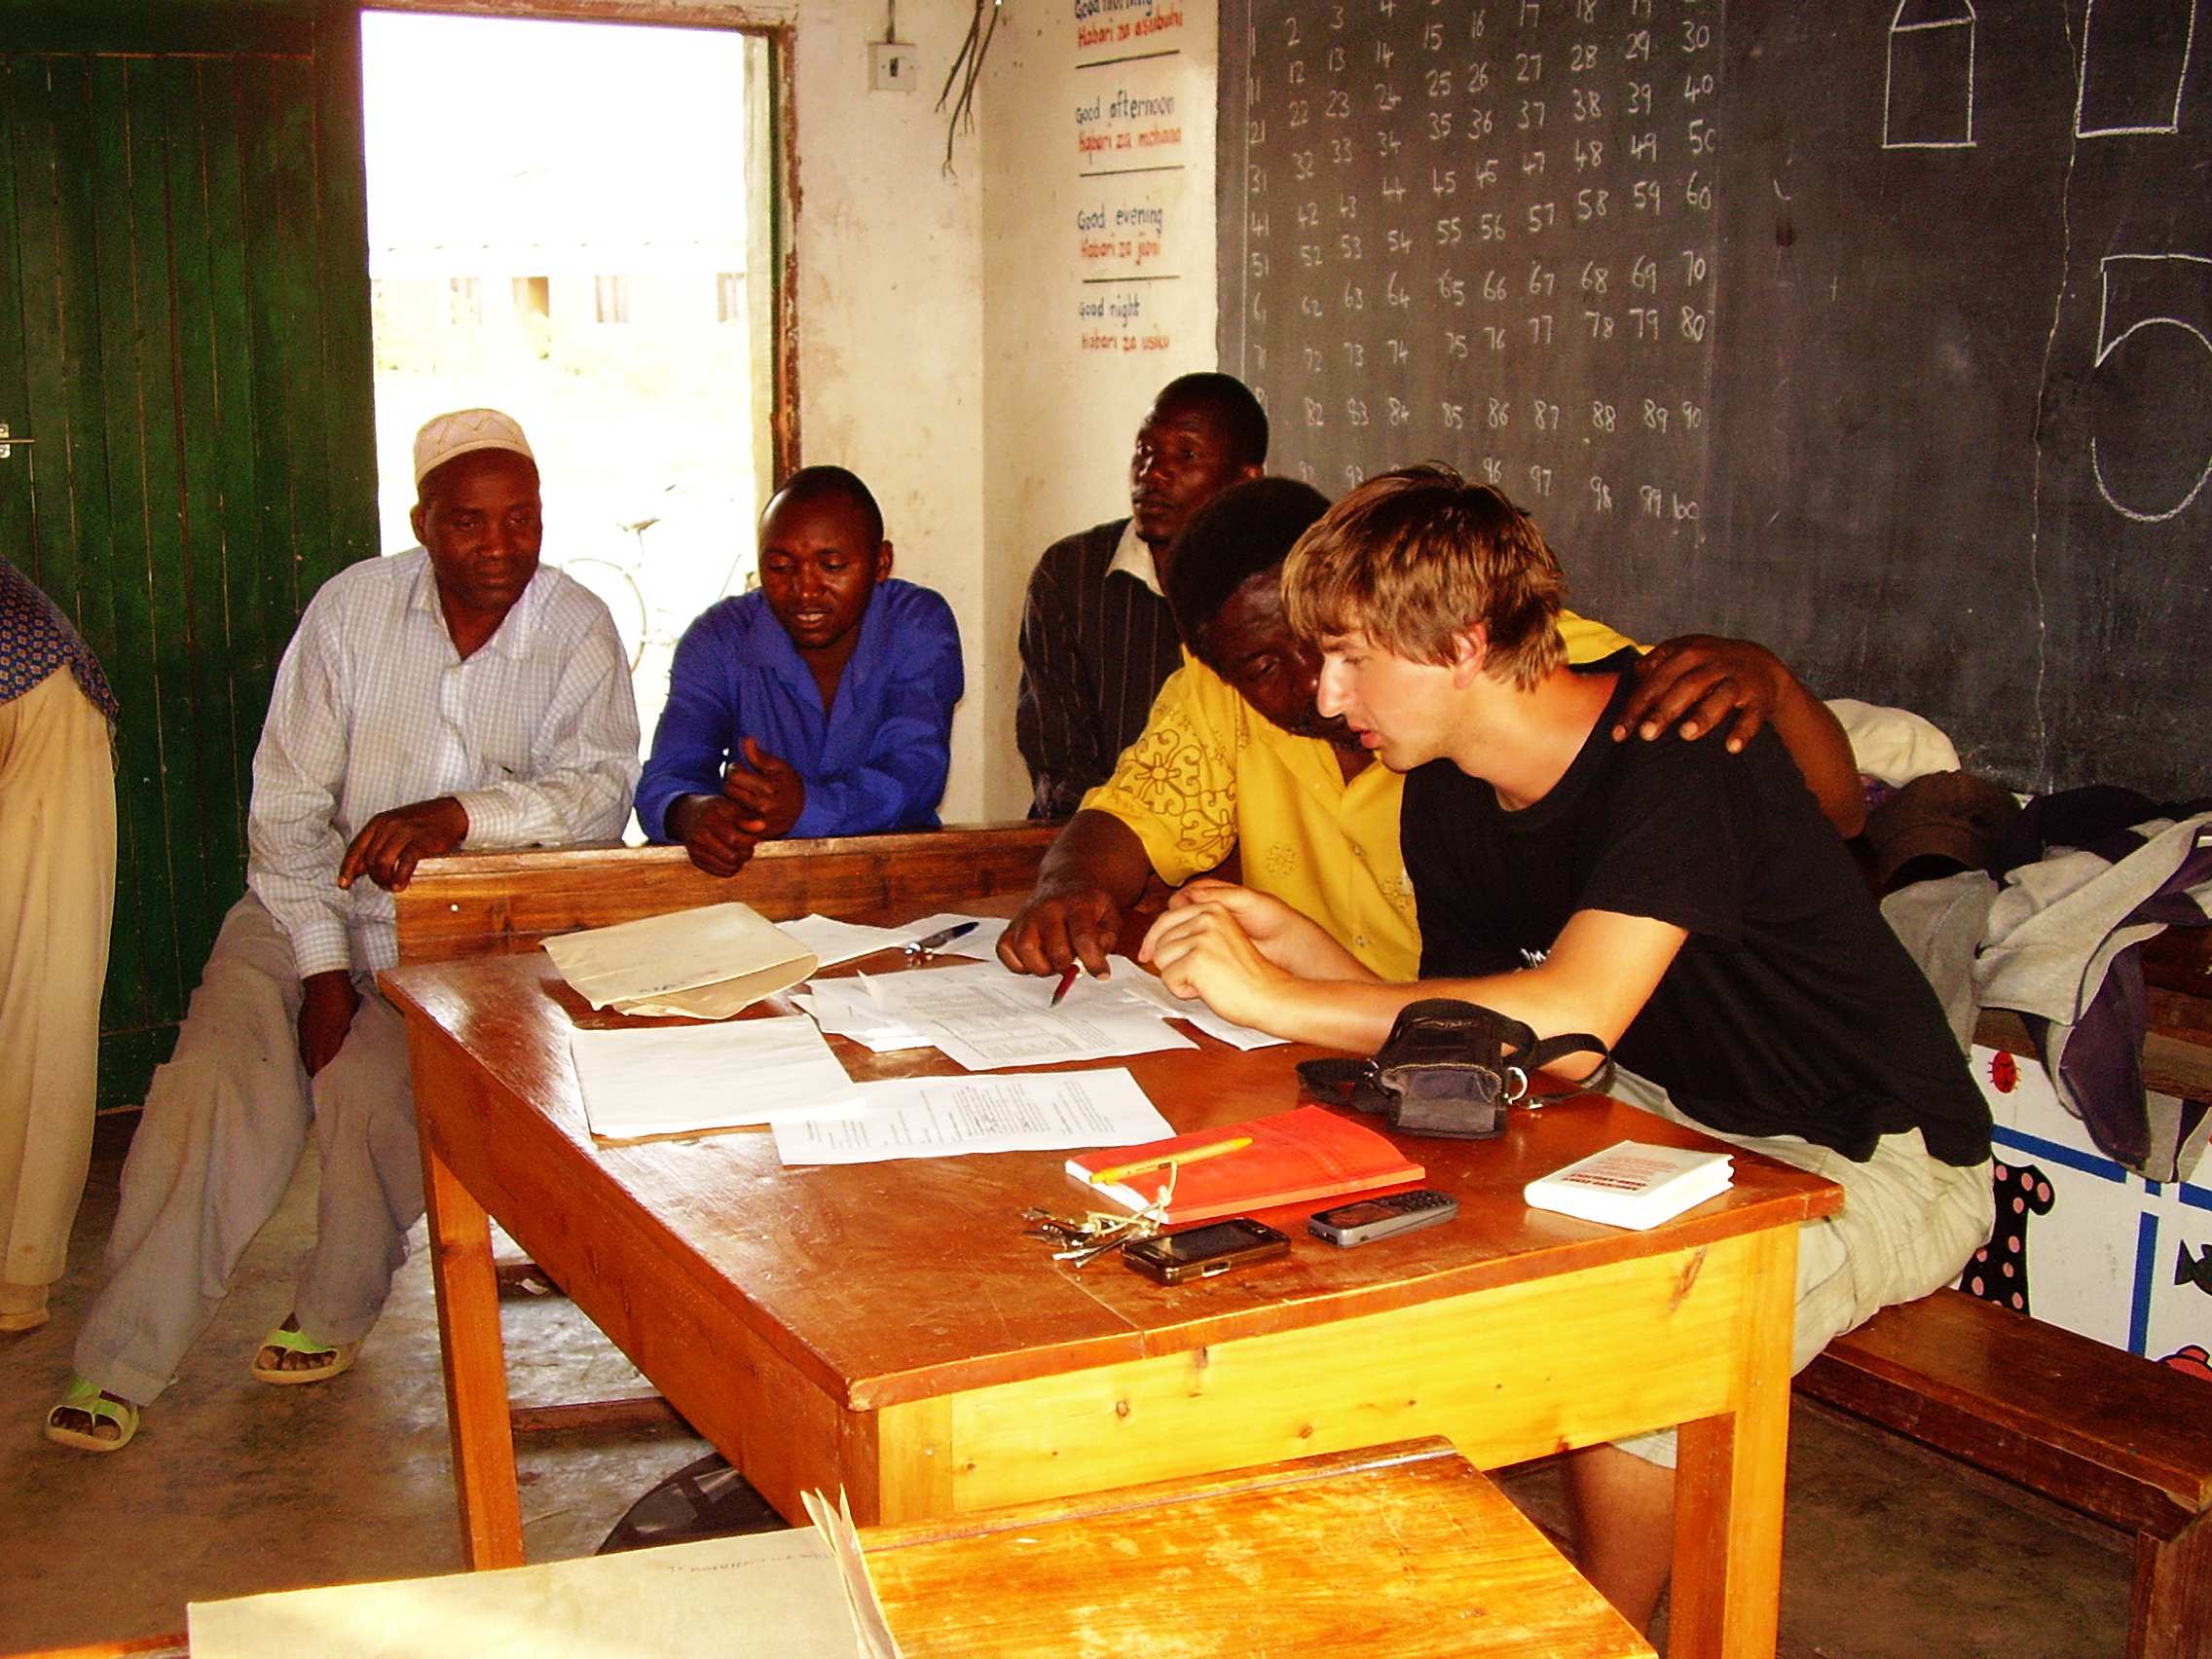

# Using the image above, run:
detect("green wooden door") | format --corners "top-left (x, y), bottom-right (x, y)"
top-left (0, 4), bottom-right (378, 1106)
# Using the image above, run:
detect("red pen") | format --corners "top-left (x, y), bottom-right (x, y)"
top-left (1050, 964), bottom-right (1079, 1007)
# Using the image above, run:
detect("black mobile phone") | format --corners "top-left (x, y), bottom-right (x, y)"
top-left (1122, 1217), bottom-right (1292, 1284)
top-left (1308, 1189), bottom-right (1459, 1247)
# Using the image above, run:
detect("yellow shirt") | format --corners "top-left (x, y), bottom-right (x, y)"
top-left (1082, 611), bottom-right (1639, 980)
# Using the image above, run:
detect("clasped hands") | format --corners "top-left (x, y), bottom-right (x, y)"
top-left (668, 737), bottom-right (806, 878)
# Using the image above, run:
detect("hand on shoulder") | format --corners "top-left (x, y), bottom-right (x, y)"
top-left (1613, 635), bottom-right (1789, 751)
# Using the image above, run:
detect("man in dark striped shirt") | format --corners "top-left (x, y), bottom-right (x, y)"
top-left (1016, 374), bottom-right (1268, 818)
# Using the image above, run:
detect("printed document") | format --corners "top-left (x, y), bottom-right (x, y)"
top-left (772, 1067), bottom-right (1173, 1165)
top-left (860, 961), bottom-right (1196, 1071)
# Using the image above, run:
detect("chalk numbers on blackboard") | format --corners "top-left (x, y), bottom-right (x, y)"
top-left (1237, 0), bottom-right (1715, 542)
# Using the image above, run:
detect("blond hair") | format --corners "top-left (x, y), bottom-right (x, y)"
top-left (1280, 465), bottom-right (1567, 690)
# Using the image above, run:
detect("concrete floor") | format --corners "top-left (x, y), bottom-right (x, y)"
top-left (2, 1112), bottom-right (2133, 1656)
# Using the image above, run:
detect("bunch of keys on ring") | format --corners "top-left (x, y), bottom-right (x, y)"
top-left (1022, 1163), bottom-right (1177, 1267)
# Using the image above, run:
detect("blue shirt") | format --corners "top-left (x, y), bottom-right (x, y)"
top-left (637, 577), bottom-right (963, 843)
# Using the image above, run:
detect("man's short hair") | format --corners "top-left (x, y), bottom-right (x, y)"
top-left (1280, 464), bottom-right (1567, 690)
top-left (1162, 477), bottom-right (1329, 663)
top-left (1154, 373), bottom-right (1270, 468)
top-left (766, 464), bottom-right (885, 545)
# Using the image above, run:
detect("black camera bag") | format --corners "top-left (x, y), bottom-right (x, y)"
top-left (1296, 997), bottom-right (1610, 1140)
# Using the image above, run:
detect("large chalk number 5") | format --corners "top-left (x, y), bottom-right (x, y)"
top-left (2090, 253), bottom-right (2212, 524)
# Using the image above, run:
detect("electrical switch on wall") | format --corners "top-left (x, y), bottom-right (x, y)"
top-left (869, 41), bottom-right (915, 91)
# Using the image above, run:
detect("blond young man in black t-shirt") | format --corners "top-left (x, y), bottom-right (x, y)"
top-left (1138, 464), bottom-right (1993, 1632)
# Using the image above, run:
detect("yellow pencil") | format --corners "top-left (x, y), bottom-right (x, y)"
top-left (1088, 1135), bottom-right (1253, 1187)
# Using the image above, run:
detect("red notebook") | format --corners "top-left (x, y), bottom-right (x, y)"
top-left (1065, 1106), bottom-right (1425, 1224)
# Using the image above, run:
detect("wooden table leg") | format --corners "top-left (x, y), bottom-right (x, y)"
top-left (1668, 1225), bottom-right (1800, 1659)
top-left (420, 1129), bottom-right (526, 1569)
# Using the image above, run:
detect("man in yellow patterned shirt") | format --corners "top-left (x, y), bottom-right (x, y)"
top-left (1000, 478), bottom-right (1863, 984)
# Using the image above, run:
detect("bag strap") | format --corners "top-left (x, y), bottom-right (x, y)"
top-left (1515, 1031), bottom-right (1614, 1099)
top-left (1295, 1055), bottom-right (1388, 1112)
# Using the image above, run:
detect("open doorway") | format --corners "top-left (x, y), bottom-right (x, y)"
top-left (359, 10), bottom-right (778, 760)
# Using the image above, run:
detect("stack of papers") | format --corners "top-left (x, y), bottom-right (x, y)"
top-left (545, 903), bottom-right (816, 1019)
top-left (543, 912), bottom-right (1286, 1162)
top-left (570, 1017), bottom-right (860, 1139)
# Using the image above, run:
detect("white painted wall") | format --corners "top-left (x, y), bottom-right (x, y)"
top-left (788, 0), bottom-right (991, 819)
top-left (976, 0), bottom-right (1222, 817)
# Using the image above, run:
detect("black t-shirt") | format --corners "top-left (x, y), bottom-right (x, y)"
top-left (1402, 664), bottom-right (1991, 1165)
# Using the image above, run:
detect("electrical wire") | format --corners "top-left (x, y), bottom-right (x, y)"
top-left (936, 0), bottom-right (1003, 174)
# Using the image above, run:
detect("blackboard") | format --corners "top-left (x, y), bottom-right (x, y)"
top-left (1219, 0), bottom-right (1721, 623)
top-left (1222, 0), bottom-right (2212, 799)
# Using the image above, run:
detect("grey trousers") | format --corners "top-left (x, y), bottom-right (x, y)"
top-left (73, 895), bottom-right (421, 1406)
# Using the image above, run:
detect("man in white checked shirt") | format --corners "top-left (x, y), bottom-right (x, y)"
top-left (45, 409), bottom-right (640, 1454)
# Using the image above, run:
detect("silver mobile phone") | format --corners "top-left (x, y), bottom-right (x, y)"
top-left (1308, 1189), bottom-right (1459, 1247)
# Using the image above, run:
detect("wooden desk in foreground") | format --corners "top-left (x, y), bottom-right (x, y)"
top-left (379, 845), bottom-right (1839, 1659)
top-left (9, 1440), bottom-right (1653, 1659)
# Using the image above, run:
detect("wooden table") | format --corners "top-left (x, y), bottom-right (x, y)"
top-left (380, 918), bottom-right (1839, 1659)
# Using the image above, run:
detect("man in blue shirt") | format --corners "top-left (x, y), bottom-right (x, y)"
top-left (638, 466), bottom-right (964, 874)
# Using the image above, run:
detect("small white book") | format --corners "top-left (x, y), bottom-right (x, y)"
top-left (1523, 1139), bottom-right (1734, 1231)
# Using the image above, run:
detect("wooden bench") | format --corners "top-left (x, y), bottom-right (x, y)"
top-left (1938, 928), bottom-right (2212, 1655)
top-left (1796, 1287), bottom-right (2212, 1659)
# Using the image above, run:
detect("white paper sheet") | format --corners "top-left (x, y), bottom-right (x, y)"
top-left (793, 981), bottom-right (934, 1052)
top-left (188, 1529), bottom-right (866, 1659)
top-left (778, 914), bottom-right (916, 969)
top-left (543, 902), bottom-right (816, 1018)
top-left (570, 1016), bottom-right (862, 1138)
top-left (1104, 956), bottom-right (1290, 1050)
top-left (771, 1067), bottom-right (1174, 1165)
top-left (860, 960), bottom-right (1197, 1071)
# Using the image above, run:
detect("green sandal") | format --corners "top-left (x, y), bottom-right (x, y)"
top-left (250, 1321), bottom-right (360, 1385)
top-left (45, 1377), bottom-right (139, 1454)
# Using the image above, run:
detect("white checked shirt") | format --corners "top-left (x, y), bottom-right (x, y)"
top-left (247, 548), bottom-right (641, 977)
